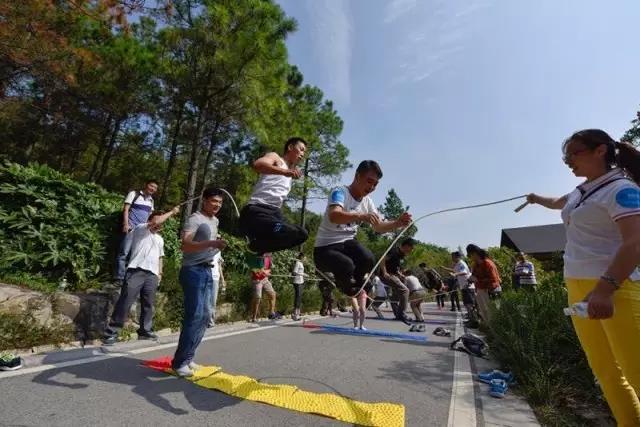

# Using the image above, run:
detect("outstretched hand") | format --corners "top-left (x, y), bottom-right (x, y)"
top-left (397, 212), bottom-right (412, 227)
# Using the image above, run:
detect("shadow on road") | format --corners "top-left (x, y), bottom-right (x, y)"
top-left (31, 354), bottom-right (241, 416)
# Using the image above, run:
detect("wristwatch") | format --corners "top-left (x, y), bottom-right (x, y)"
top-left (600, 275), bottom-right (620, 290)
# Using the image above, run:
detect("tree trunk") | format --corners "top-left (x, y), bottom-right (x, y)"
top-left (88, 114), bottom-right (113, 181)
top-left (198, 121), bottom-right (222, 192)
top-left (96, 117), bottom-right (123, 184)
top-left (182, 107), bottom-right (207, 222)
top-left (159, 102), bottom-right (185, 206)
top-left (299, 158), bottom-right (310, 227)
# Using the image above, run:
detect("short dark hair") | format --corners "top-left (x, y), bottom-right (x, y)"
top-left (297, 252), bottom-right (305, 259)
top-left (465, 244), bottom-right (488, 259)
top-left (401, 237), bottom-right (417, 247)
top-left (355, 160), bottom-right (383, 179)
top-left (284, 137), bottom-right (307, 153)
top-left (145, 179), bottom-right (159, 186)
top-left (202, 187), bottom-right (224, 200)
top-left (451, 251), bottom-right (462, 258)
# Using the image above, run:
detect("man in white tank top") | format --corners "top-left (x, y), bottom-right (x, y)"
top-left (239, 137), bottom-right (309, 255)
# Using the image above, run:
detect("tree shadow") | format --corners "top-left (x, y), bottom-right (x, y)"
top-left (375, 356), bottom-right (455, 395)
top-left (32, 354), bottom-right (241, 416)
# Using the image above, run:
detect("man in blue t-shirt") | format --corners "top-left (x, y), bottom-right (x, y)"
top-left (113, 179), bottom-right (158, 286)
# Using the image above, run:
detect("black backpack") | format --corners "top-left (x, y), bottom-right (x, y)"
top-left (450, 333), bottom-right (488, 358)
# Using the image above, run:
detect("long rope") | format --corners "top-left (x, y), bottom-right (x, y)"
top-left (305, 195), bottom-right (527, 302)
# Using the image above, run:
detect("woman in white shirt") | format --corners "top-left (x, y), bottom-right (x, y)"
top-left (527, 129), bottom-right (640, 425)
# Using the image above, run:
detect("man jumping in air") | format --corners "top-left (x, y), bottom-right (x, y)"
top-left (239, 137), bottom-right (309, 255)
top-left (313, 160), bottom-right (412, 330)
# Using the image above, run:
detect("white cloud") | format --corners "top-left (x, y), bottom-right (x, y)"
top-left (306, 0), bottom-right (353, 106)
top-left (388, 0), bottom-right (492, 88)
top-left (384, 0), bottom-right (418, 24)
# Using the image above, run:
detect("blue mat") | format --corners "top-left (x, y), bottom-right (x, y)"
top-left (315, 324), bottom-right (428, 342)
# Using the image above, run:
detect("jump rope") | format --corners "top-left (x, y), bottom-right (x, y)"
top-left (181, 188), bottom-right (531, 304)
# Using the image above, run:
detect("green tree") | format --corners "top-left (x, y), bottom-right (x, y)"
top-left (378, 188), bottom-right (417, 237)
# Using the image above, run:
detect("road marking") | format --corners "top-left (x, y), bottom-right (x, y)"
top-left (447, 312), bottom-right (478, 427)
top-left (0, 319), bottom-right (315, 379)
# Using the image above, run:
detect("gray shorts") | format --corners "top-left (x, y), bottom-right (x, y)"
top-left (253, 278), bottom-right (274, 298)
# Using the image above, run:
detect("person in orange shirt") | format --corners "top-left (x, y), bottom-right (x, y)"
top-left (466, 244), bottom-right (500, 323)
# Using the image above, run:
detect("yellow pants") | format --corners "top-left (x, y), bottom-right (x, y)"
top-left (567, 278), bottom-right (640, 426)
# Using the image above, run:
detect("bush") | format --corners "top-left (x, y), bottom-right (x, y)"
top-left (486, 275), bottom-right (610, 426)
top-left (0, 300), bottom-right (74, 351)
top-left (0, 161), bottom-right (180, 290)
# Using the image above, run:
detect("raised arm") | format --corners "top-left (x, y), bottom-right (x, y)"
top-left (527, 193), bottom-right (568, 210)
top-left (253, 152), bottom-right (301, 178)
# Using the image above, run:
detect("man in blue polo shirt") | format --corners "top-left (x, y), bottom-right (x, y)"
top-left (114, 179), bottom-right (158, 286)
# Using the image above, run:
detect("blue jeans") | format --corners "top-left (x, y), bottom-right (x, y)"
top-left (172, 265), bottom-right (213, 370)
top-left (114, 231), bottom-right (134, 281)
top-left (208, 278), bottom-right (220, 326)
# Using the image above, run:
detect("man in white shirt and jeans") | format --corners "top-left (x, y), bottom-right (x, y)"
top-left (103, 206), bottom-right (180, 345)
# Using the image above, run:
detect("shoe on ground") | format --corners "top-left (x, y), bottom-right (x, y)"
top-left (359, 326), bottom-right (367, 331)
top-left (268, 312), bottom-right (283, 320)
top-left (174, 364), bottom-right (194, 377)
top-left (0, 352), bottom-right (23, 371)
top-left (478, 369), bottom-right (514, 384)
top-left (137, 331), bottom-right (158, 341)
top-left (291, 314), bottom-right (300, 321)
top-left (102, 335), bottom-right (118, 346)
top-left (489, 379), bottom-right (508, 398)
top-left (417, 324), bottom-right (426, 332)
top-left (248, 318), bottom-right (257, 323)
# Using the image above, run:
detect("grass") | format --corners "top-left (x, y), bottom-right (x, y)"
top-left (485, 275), bottom-right (613, 426)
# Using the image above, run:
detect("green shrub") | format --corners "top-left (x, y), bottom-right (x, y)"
top-left (0, 161), bottom-right (180, 290)
top-left (486, 275), bottom-right (610, 425)
top-left (0, 300), bottom-right (74, 351)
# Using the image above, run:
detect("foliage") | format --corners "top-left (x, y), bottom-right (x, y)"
top-left (0, 162), bottom-right (181, 288)
top-left (0, 301), bottom-right (74, 351)
top-left (486, 275), bottom-right (611, 426)
top-left (0, 0), bottom-right (348, 224)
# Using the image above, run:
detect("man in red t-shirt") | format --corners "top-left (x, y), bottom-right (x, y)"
top-left (249, 253), bottom-right (281, 322)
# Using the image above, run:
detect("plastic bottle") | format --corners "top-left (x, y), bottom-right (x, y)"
top-left (58, 277), bottom-right (68, 291)
top-left (563, 301), bottom-right (588, 318)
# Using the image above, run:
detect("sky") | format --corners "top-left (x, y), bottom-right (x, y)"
top-left (277, 0), bottom-right (640, 251)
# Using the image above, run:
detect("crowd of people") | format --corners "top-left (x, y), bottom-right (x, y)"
top-left (99, 129), bottom-right (640, 426)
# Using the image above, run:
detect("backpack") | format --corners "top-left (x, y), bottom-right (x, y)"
top-left (450, 333), bottom-right (488, 358)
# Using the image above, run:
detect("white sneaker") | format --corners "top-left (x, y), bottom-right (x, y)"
top-left (353, 326), bottom-right (359, 331)
top-left (359, 326), bottom-right (368, 331)
top-left (188, 362), bottom-right (202, 371)
top-left (174, 365), bottom-right (194, 377)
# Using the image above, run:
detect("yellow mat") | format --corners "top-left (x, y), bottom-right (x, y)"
top-left (144, 357), bottom-right (405, 427)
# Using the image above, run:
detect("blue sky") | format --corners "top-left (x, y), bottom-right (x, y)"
top-left (277, 0), bottom-right (640, 250)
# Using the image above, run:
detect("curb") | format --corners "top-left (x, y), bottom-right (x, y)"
top-left (8, 312), bottom-right (322, 357)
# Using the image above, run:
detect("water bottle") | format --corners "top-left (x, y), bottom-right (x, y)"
top-left (563, 302), bottom-right (588, 318)
top-left (58, 277), bottom-right (68, 291)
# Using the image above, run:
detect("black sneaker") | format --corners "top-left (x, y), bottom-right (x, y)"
top-left (102, 335), bottom-right (118, 346)
top-left (138, 331), bottom-right (159, 341)
top-left (0, 352), bottom-right (22, 371)
top-left (268, 312), bottom-right (283, 320)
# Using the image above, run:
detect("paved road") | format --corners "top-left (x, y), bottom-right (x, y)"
top-left (0, 303), bottom-right (536, 426)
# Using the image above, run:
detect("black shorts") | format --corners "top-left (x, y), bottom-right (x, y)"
top-left (461, 288), bottom-right (476, 306)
